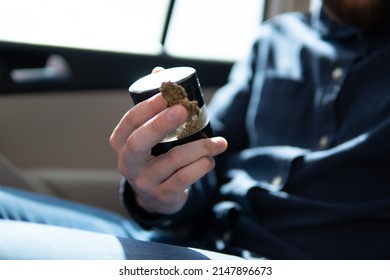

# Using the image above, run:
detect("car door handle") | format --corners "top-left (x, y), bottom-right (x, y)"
top-left (10, 54), bottom-right (72, 84)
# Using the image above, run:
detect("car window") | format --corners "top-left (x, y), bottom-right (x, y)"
top-left (0, 0), bottom-right (169, 54)
top-left (0, 0), bottom-right (264, 62)
top-left (165, 0), bottom-right (264, 61)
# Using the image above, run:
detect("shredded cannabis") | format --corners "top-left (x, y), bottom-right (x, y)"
top-left (160, 81), bottom-right (200, 119)
top-left (160, 81), bottom-right (203, 139)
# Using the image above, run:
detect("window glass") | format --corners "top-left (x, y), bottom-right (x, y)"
top-left (0, 0), bottom-right (264, 61)
top-left (0, 0), bottom-right (169, 54)
top-left (165, 0), bottom-right (265, 61)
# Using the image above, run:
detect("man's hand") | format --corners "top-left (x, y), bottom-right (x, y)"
top-left (109, 87), bottom-right (227, 215)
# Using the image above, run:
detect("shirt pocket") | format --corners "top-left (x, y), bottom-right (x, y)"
top-left (251, 71), bottom-right (313, 147)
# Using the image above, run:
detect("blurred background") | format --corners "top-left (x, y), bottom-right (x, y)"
top-left (0, 0), bottom-right (310, 215)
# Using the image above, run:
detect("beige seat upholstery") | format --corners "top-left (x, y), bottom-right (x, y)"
top-left (0, 152), bottom-right (34, 190)
top-left (0, 152), bottom-right (60, 197)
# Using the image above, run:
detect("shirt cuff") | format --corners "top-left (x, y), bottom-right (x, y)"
top-left (119, 178), bottom-right (200, 230)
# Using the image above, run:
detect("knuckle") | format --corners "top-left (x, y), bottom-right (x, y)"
top-left (124, 109), bottom-right (140, 128)
top-left (150, 117), bottom-right (167, 135)
top-left (166, 148), bottom-right (184, 165)
top-left (108, 132), bottom-right (118, 150)
top-left (124, 135), bottom-right (144, 155)
top-left (117, 161), bottom-right (127, 177)
top-left (200, 156), bottom-right (215, 171)
top-left (117, 159), bottom-right (137, 181)
top-left (173, 169), bottom-right (191, 186)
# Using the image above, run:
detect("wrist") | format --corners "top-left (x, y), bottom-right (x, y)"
top-left (135, 189), bottom-right (189, 215)
top-left (135, 195), bottom-right (158, 214)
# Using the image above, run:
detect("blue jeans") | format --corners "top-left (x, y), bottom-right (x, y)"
top-left (0, 185), bottom-right (238, 260)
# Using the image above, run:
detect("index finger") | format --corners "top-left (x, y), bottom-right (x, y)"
top-left (121, 104), bottom-right (188, 158)
top-left (109, 93), bottom-right (166, 152)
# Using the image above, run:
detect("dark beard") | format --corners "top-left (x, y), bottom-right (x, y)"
top-left (322, 0), bottom-right (390, 30)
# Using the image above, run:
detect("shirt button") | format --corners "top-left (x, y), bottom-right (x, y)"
top-left (271, 176), bottom-right (282, 186)
top-left (222, 232), bottom-right (231, 243)
top-left (319, 135), bottom-right (329, 148)
top-left (332, 67), bottom-right (344, 80)
top-left (162, 220), bottom-right (173, 227)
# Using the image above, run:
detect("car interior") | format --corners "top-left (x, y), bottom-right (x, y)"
top-left (0, 0), bottom-right (310, 217)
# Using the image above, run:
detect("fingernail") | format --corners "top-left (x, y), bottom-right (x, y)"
top-left (213, 137), bottom-right (228, 150)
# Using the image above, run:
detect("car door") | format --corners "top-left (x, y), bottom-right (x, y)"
top-left (0, 0), bottom-right (309, 215)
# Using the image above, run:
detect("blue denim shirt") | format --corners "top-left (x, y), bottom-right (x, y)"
top-left (122, 6), bottom-right (390, 259)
